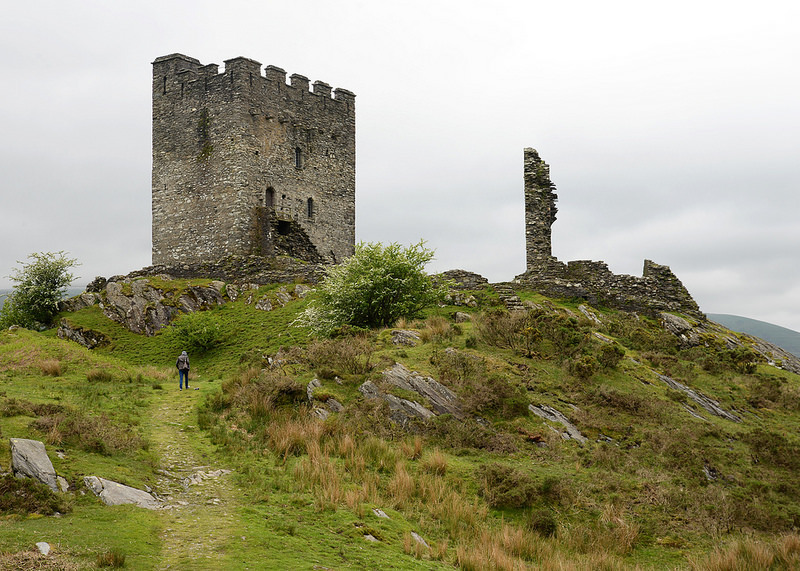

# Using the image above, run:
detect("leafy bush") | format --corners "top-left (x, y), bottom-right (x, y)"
top-left (568, 355), bottom-right (599, 380)
top-left (0, 251), bottom-right (79, 329)
top-left (597, 343), bottom-right (625, 369)
top-left (295, 241), bottom-right (447, 335)
top-left (168, 310), bottom-right (225, 353)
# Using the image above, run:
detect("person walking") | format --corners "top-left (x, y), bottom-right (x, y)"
top-left (176, 351), bottom-right (190, 390)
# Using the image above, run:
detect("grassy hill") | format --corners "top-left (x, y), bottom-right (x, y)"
top-left (708, 313), bottom-right (800, 359)
top-left (1, 279), bottom-right (800, 569)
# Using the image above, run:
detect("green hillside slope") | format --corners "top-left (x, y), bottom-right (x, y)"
top-left (708, 313), bottom-right (800, 359)
top-left (1, 280), bottom-right (799, 569)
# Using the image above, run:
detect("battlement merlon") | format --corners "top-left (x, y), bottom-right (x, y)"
top-left (153, 53), bottom-right (355, 107)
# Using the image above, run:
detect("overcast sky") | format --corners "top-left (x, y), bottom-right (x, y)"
top-left (1, 1), bottom-right (798, 332)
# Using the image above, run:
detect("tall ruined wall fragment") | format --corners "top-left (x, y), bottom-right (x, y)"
top-left (151, 54), bottom-right (355, 266)
top-left (524, 147), bottom-right (559, 268)
top-left (517, 148), bottom-right (703, 319)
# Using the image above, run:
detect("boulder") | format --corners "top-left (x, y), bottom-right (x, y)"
top-left (84, 476), bottom-right (160, 510)
top-left (307, 378), bottom-right (322, 402)
top-left (453, 312), bottom-right (471, 323)
top-left (294, 284), bottom-right (312, 298)
top-left (255, 295), bottom-right (273, 311)
top-left (10, 438), bottom-right (59, 492)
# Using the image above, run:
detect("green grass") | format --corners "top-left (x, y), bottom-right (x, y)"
top-left (2, 280), bottom-right (800, 568)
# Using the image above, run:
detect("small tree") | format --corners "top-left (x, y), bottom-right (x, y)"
top-left (0, 251), bottom-right (79, 329)
top-left (297, 241), bottom-right (446, 335)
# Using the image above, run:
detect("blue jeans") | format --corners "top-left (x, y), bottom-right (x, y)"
top-left (179, 369), bottom-right (189, 389)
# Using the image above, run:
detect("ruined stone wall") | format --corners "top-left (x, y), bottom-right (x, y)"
top-left (518, 148), bottom-right (703, 319)
top-left (152, 54), bottom-right (355, 266)
top-left (524, 148), bottom-right (559, 268)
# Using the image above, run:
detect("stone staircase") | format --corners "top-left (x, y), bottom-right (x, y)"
top-left (491, 283), bottom-right (527, 312)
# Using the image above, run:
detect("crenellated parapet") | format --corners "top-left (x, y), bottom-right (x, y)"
top-left (516, 149), bottom-right (703, 319)
top-left (151, 53), bottom-right (355, 267)
top-left (153, 54), bottom-right (355, 114)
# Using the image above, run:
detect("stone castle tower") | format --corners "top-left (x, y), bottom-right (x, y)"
top-left (151, 54), bottom-right (355, 266)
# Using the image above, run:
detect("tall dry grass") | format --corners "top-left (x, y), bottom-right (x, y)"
top-left (38, 359), bottom-right (62, 376)
top-left (400, 435), bottom-right (423, 460)
top-left (560, 503), bottom-right (639, 556)
top-left (689, 533), bottom-right (800, 570)
top-left (421, 448), bottom-right (448, 476)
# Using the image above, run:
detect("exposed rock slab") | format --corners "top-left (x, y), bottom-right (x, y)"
top-left (382, 363), bottom-right (462, 418)
top-left (84, 476), bottom-right (160, 510)
top-left (10, 438), bottom-right (59, 492)
top-left (528, 404), bottom-right (588, 444)
top-left (656, 374), bottom-right (741, 422)
top-left (358, 380), bottom-right (435, 423)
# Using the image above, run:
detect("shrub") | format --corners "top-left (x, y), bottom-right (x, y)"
top-left (168, 310), bottom-right (225, 353)
top-left (295, 241), bottom-right (447, 335)
top-left (305, 337), bottom-right (374, 375)
top-left (0, 473), bottom-right (70, 515)
top-left (0, 251), bottom-right (79, 329)
top-left (477, 462), bottom-right (537, 508)
top-left (30, 411), bottom-right (146, 455)
top-left (527, 508), bottom-right (558, 537)
top-left (568, 355), bottom-right (599, 380)
top-left (597, 343), bottom-right (625, 369)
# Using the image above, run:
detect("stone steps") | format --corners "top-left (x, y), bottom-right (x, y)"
top-left (491, 283), bottom-right (527, 312)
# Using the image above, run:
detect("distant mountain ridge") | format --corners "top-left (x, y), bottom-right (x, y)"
top-left (708, 313), bottom-right (800, 359)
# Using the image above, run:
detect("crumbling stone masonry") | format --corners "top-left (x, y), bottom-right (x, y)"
top-left (152, 54), bottom-right (355, 266)
top-left (515, 148), bottom-right (703, 319)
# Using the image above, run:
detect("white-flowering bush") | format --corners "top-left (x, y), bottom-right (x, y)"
top-left (296, 241), bottom-right (446, 336)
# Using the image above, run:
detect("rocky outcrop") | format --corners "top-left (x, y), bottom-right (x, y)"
top-left (382, 363), bottom-right (463, 418)
top-left (528, 404), bottom-right (588, 444)
top-left (658, 316), bottom-right (800, 375)
top-left (660, 313), bottom-right (700, 347)
top-left (359, 380), bottom-right (436, 423)
top-left (10, 438), bottom-right (59, 492)
top-left (91, 278), bottom-right (224, 336)
top-left (84, 476), bottom-right (160, 510)
top-left (57, 320), bottom-right (109, 349)
top-left (391, 330), bottom-right (421, 346)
